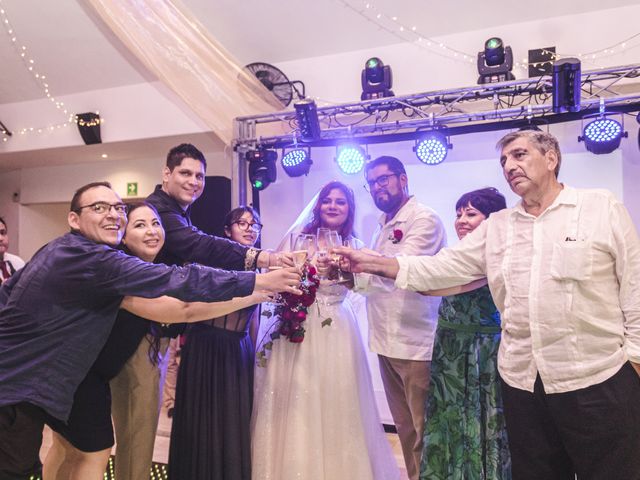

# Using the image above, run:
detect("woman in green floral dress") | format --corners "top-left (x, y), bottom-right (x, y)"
top-left (419, 187), bottom-right (511, 480)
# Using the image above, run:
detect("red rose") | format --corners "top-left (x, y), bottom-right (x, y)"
top-left (284, 294), bottom-right (299, 308)
top-left (307, 265), bottom-right (317, 276)
top-left (279, 321), bottom-right (291, 336)
top-left (295, 310), bottom-right (307, 320)
top-left (300, 293), bottom-right (315, 307)
top-left (289, 330), bottom-right (305, 343)
top-left (393, 229), bottom-right (403, 242)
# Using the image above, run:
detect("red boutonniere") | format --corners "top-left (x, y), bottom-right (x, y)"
top-left (389, 229), bottom-right (403, 244)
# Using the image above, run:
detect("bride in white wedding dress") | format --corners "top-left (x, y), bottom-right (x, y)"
top-left (251, 181), bottom-right (400, 480)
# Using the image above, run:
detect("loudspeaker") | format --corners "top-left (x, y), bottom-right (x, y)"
top-left (76, 112), bottom-right (102, 145)
top-left (189, 176), bottom-right (231, 237)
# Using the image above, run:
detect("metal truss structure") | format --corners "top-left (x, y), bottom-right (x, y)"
top-left (233, 63), bottom-right (640, 203)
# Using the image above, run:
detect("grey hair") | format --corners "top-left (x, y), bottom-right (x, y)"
top-left (496, 130), bottom-right (562, 178)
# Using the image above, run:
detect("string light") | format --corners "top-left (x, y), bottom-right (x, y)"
top-left (0, 0), bottom-right (99, 142)
top-left (340, 0), bottom-right (640, 71)
top-left (338, 0), bottom-right (476, 65)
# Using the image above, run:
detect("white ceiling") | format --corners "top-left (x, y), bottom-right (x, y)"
top-left (1, 0), bottom-right (639, 104)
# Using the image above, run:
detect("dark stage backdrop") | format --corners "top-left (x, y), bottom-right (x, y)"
top-left (190, 176), bottom-right (231, 237)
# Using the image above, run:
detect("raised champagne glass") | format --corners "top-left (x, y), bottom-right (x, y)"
top-left (326, 231), bottom-right (346, 283)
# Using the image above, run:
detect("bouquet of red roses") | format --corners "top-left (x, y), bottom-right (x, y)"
top-left (257, 264), bottom-right (321, 366)
top-left (273, 264), bottom-right (320, 343)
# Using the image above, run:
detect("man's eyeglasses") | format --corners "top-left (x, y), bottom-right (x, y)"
top-left (364, 173), bottom-right (398, 192)
top-left (75, 202), bottom-right (128, 216)
top-left (233, 220), bottom-right (262, 233)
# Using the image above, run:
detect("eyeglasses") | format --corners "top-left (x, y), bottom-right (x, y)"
top-left (233, 220), bottom-right (263, 233)
top-left (75, 202), bottom-right (128, 216)
top-left (364, 173), bottom-right (398, 192)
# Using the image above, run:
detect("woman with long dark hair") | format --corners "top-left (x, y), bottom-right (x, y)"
top-left (251, 182), bottom-right (399, 480)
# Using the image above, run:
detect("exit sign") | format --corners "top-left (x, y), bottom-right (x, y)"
top-left (127, 182), bottom-right (138, 197)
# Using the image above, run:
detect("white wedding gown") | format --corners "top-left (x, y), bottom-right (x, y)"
top-left (251, 281), bottom-right (400, 480)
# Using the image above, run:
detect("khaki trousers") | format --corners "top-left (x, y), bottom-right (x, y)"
top-left (110, 336), bottom-right (168, 480)
top-left (378, 355), bottom-right (431, 480)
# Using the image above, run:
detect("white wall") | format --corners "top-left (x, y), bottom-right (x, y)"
top-left (18, 203), bottom-right (70, 260)
top-left (0, 170), bottom-right (22, 257)
top-left (11, 150), bottom-right (231, 260)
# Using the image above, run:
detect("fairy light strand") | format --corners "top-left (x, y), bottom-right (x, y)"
top-left (0, 0), bottom-right (92, 142)
top-left (338, 0), bottom-right (477, 66)
top-left (340, 0), bottom-right (640, 70)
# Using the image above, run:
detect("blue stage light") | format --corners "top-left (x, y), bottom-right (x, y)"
top-left (582, 118), bottom-right (623, 154)
top-left (414, 131), bottom-right (449, 165)
top-left (336, 145), bottom-right (366, 174)
top-left (281, 149), bottom-right (312, 177)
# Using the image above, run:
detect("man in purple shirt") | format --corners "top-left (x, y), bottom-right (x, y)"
top-left (0, 182), bottom-right (300, 479)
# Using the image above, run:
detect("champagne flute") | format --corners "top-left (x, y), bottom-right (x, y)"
top-left (316, 228), bottom-right (331, 279)
top-left (342, 237), bottom-right (362, 275)
top-left (291, 233), bottom-right (314, 269)
top-left (326, 231), bottom-right (345, 282)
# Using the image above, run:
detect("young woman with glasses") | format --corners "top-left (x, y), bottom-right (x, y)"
top-left (168, 206), bottom-right (266, 480)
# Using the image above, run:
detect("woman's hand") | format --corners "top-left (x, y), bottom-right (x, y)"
top-left (255, 267), bottom-right (302, 295)
top-left (247, 290), bottom-right (276, 305)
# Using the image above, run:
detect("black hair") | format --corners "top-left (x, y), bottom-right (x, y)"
top-left (223, 206), bottom-right (261, 236)
top-left (455, 187), bottom-right (506, 217)
top-left (364, 155), bottom-right (406, 176)
top-left (70, 181), bottom-right (112, 212)
top-left (166, 143), bottom-right (207, 172)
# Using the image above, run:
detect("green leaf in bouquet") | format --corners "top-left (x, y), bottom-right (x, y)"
top-left (321, 317), bottom-right (333, 327)
top-left (261, 309), bottom-right (273, 318)
top-left (264, 341), bottom-right (274, 350)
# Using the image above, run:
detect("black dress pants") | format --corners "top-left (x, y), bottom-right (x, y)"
top-left (501, 362), bottom-right (640, 480)
top-left (0, 403), bottom-right (44, 480)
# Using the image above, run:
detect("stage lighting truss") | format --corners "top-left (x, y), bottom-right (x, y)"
top-left (414, 131), bottom-right (451, 165)
top-left (281, 148), bottom-right (312, 177)
top-left (233, 64), bottom-right (640, 185)
top-left (336, 144), bottom-right (367, 174)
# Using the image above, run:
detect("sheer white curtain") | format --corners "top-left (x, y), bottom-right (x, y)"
top-left (85, 0), bottom-right (282, 144)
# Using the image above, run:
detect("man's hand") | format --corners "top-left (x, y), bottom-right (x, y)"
top-left (255, 267), bottom-right (302, 295)
top-left (331, 246), bottom-right (400, 279)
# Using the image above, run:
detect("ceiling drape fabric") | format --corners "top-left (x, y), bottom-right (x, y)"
top-left (84, 0), bottom-right (282, 145)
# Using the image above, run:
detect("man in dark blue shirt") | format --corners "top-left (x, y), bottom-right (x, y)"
top-left (0, 182), bottom-right (300, 479)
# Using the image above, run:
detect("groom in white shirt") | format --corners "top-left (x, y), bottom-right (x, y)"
top-left (355, 156), bottom-right (446, 480)
top-left (339, 131), bottom-right (640, 480)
